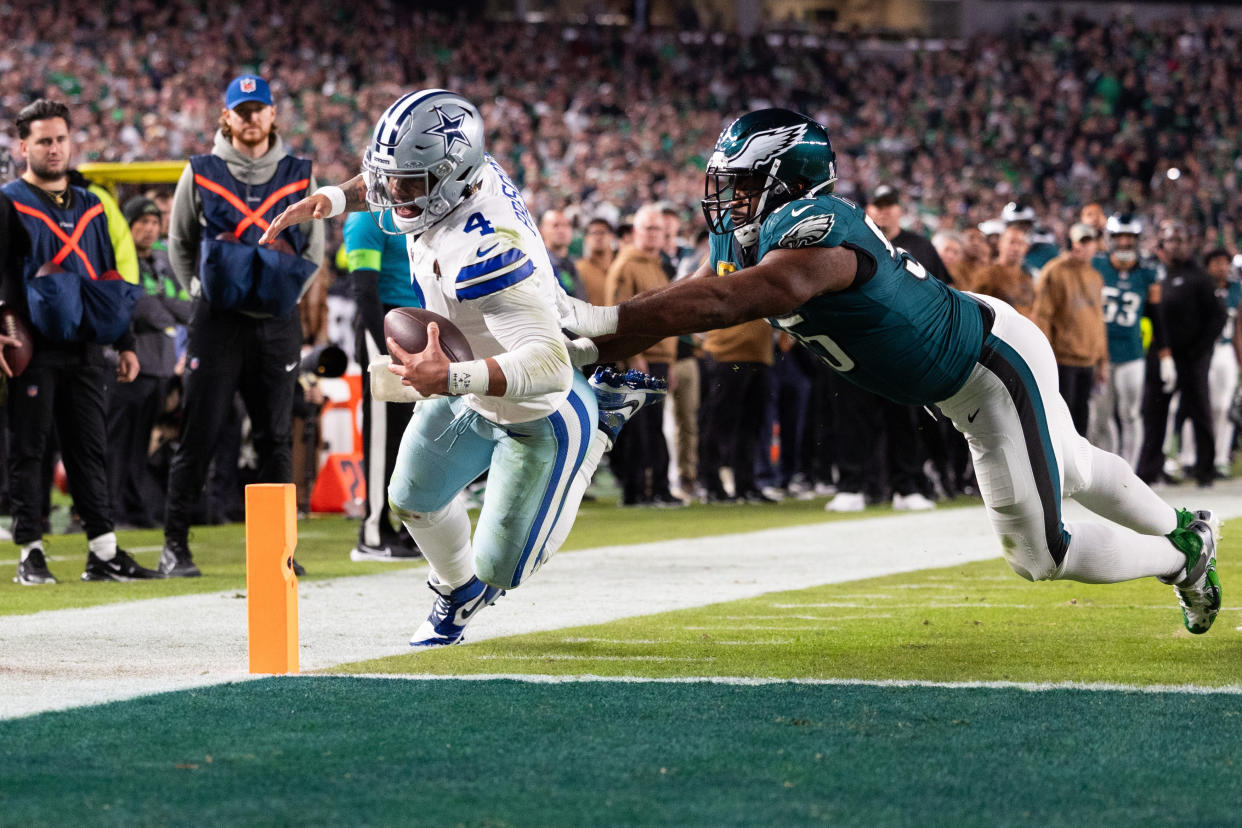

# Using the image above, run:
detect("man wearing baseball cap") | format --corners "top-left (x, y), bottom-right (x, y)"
top-left (161, 73), bottom-right (324, 576)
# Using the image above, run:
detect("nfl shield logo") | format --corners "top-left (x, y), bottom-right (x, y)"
top-left (189, 357), bottom-right (200, 371)
top-left (26, 386), bottom-right (38, 397)
top-left (240, 78), bottom-right (256, 93)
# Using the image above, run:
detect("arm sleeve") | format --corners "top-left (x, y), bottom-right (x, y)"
top-left (167, 164), bottom-right (201, 294)
top-left (476, 277), bottom-right (573, 399)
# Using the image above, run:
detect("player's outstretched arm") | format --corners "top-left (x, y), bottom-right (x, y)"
top-left (259, 174), bottom-right (367, 245)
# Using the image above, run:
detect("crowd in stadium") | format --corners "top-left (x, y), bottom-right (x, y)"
top-left (1, 1), bottom-right (1240, 567)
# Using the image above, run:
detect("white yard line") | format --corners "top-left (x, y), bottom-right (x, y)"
top-left (2, 483), bottom-right (1240, 719)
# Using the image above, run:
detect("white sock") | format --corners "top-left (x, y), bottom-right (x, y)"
top-left (400, 496), bottom-right (474, 588)
top-left (1056, 521), bottom-right (1185, 584)
top-left (541, 429), bottom-right (609, 560)
top-left (20, 542), bottom-right (43, 563)
top-left (1073, 446), bottom-right (1178, 535)
top-left (87, 532), bottom-right (118, 562)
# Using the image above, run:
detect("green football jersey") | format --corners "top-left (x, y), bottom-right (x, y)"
top-left (709, 195), bottom-right (986, 405)
top-left (1092, 252), bottom-right (1160, 364)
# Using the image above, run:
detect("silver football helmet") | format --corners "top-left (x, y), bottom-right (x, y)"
top-left (1106, 213), bottom-right (1142, 264)
top-left (362, 90), bottom-right (487, 237)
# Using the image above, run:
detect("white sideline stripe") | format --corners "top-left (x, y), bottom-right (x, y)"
top-left (342, 673), bottom-right (1242, 696)
top-left (2, 482), bottom-right (1241, 720)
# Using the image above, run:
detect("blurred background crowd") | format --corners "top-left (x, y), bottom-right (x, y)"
top-left (1, 0), bottom-right (1240, 537)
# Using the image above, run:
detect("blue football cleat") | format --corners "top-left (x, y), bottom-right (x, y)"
top-left (409, 575), bottom-right (505, 648)
top-left (589, 365), bottom-right (668, 447)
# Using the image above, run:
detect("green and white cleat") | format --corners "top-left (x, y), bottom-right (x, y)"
top-left (1163, 510), bottom-right (1222, 635)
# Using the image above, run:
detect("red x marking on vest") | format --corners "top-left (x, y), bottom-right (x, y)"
top-left (194, 175), bottom-right (309, 239)
top-left (13, 201), bottom-right (105, 279)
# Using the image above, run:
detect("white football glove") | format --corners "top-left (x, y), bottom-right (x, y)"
top-left (556, 291), bottom-right (619, 338)
top-left (564, 336), bottom-right (600, 368)
top-left (1159, 354), bottom-right (1176, 394)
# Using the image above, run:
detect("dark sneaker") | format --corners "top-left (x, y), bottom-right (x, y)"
top-left (159, 539), bottom-right (201, 578)
top-left (82, 549), bottom-right (164, 582)
top-left (1163, 514), bottom-right (1222, 634)
top-left (410, 576), bottom-right (504, 648)
top-left (350, 541), bottom-right (422, 562)
top-left (14, 548), bottom-right (58, 585)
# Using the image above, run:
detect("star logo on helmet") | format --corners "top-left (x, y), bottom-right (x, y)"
top-left (423, 106), bottom-right (471, 155)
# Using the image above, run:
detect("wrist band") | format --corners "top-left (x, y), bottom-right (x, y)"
top-left (447, 359), bottom-right (489, 396)
top-left (320, 185), bottom-right (347, 218)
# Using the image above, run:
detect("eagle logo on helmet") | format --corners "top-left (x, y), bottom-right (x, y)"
top-left (423, 106), bottom-right (471, 156)
top-left (779, 213), bottom-right (835, 249)
top-left (712, 124), bottom-right (808, 171)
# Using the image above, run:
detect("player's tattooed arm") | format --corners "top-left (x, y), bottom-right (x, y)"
top-left (338, 174), bottom-right (368, 210)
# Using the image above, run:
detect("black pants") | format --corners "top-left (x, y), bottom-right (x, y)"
top-left (829, 372), bottom-right (926, 499)
top-left (6, 360), bottom-right (113, 545)
top-left (1057, 364), bottom-right (1095, 437)
top-left (355, 314), bottom-right (416, 548)
top-left (165, 304), bottom-right (301, 543)
top-left (613, 360), bottom-right (671, 503)
top-left (1137, 350), bottom-right (1215, 485)
top-left (106, 374), bottom-right (164, 525)
top-left (699, 358), bottom-right (769, 497)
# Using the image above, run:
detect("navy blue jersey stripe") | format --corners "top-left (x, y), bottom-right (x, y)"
top-left (456, 260), bottom-right (535, 301)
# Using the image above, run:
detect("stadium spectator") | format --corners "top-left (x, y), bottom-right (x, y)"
top-left (539, 209), bottom-right (584, 299)
top-left (575, 217), bottom-right (615, 307)
top-left (160, 74), bottom-right (324, 577)
top-left (105, 196), bottom-right (190, 528)
top-left (345, 208), bottom-right (421, 562)
top-left (604, 204), bottom-right (677, 506)
top-left (973, 225), bottom-right (1035, 319)
top-left (1032, 223), bottom-right (1108, 436)
top-left (3, 99), bottom-right (155, 584)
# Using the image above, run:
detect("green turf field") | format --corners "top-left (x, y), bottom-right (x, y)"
top-left (3, 676), bottom-right (1240, 826)
top-left (5, 501), bottom-right (1240, 824)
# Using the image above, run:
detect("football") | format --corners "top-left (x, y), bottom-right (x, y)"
top-left (384, 307), bottom-right (473, 363)
top-left (0, 305), bottom-right (34, 377)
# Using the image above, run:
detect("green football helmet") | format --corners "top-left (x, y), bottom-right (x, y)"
top-left (701, 108), bottom-right (837, 247)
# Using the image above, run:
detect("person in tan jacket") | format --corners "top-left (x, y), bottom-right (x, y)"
top-left (603, 205), bottom-right (678, 506)
top-left (1032, 223), bottom-right (1109, 435)
top-left (973, 225), bottom-right (1035, 318)
top-left (574, 217), bottom-right (615, 307)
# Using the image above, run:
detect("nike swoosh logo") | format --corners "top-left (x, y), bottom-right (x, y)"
top-left (791, 205), bottom-right (812, 217)
top-left (459, 597), bottom-right (485, 621)
top-left (285, 361), bottom-right (299, 373)
top-left (967, 409), bottom-right (980, 423)
top-left (477, 242), bottom-right (499, 257)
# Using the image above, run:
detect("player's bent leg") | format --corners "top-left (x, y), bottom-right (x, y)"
top-left (472, 373), bottom-right (597, 589)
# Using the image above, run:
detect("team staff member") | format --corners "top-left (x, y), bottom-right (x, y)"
top-left (3, 99), bottom-right (157, 584)
top-left (1137, 222), bottom-right (1226, 488)
top-left (345, 209), bottom-right (421, 561)
top-left (160, 75), bottom-right (324, 577)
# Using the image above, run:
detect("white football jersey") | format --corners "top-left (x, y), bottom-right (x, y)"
top-left (406, 156), bottom-right (567, 424)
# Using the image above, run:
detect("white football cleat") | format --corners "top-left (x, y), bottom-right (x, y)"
top-left (826, 491), bottom-right (865, 512)
top-left (893, 492), bottom-right (936, 511)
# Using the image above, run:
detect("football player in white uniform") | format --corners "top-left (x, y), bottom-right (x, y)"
top-left (262, 90), bottom-right (665, 646)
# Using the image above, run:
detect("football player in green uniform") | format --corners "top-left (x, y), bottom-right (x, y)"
top-left (559, 108), bottom-right (1222, 634)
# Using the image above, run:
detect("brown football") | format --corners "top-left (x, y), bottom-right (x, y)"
top-left (1, 306), bottom-right (34, 377)
top-left (384, 307), bottom-right (474, 363)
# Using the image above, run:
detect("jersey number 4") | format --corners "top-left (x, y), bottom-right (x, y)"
top-left (464, 212), bottom-right (495, 236)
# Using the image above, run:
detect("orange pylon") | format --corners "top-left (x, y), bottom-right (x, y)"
top-left (245, 483), bottom-right (299, 674)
